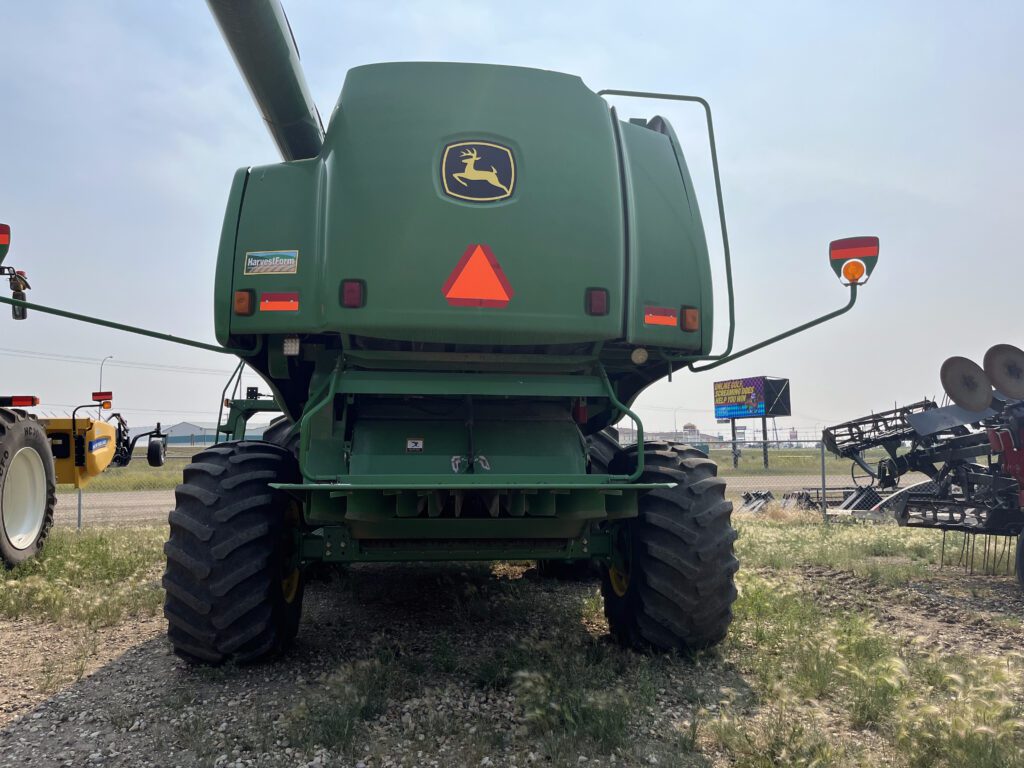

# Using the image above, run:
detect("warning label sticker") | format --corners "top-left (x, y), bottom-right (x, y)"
top-left (244, 250), bottom-right (299, 275)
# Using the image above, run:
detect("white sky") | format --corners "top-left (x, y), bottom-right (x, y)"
top-left (1, 1), bottom-right (1021, 438)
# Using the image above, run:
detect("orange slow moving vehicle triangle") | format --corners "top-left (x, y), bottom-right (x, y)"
top-left (442, 244), bottom-right (514, 308)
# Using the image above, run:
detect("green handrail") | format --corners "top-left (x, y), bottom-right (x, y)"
top-left (598, 88), bottom-right (737, 363)
top-left (598, 364), bottom-right (645, 483)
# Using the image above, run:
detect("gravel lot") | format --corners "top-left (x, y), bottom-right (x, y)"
top-left (0, 563), bottom-right (732, 768)
top-left (3, 535), bottom-right (1024, 767)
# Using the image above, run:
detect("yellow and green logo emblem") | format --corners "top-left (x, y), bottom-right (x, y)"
top-left (441, 141), bottom-right (515, 203)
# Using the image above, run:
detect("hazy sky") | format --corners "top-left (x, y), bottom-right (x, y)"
top-left (1, 1), bottom-right (1021, 437)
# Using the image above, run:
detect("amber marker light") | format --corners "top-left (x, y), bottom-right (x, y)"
top-left (234, 290), bottom-right (255, 316)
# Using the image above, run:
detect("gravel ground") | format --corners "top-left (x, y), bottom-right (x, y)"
top-left (3, 546), bottom-right (1024, 766)
top-left (0, 563), bottom-right (733, 768)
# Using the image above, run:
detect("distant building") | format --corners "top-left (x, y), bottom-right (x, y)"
top-left (129, 421), bottom-right (267, 445)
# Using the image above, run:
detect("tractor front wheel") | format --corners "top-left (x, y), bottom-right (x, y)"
top-left (163, 441), bottom-right (304, 664)
top-left (0, 408), bottom-right (56, 567)
top-left (603, 441), bottom-right (738, 652)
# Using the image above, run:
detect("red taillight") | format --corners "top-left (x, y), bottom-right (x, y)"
top-left (585, 288), bottom-right (608, 316)
top-left (233, 289), bottom-right (254, 316)
top-left (92, 391), bottom-right (113, 403)
top-left (0, 396), bottom-right (39, 407)
top-left (341, 279), bottom-right (365, 308)
top-left (829, 236), bottom-right (879, 261)
top-left (681, 306), bottom-right (700, 332)
top-left (573, 399), bottom-right (589, 424)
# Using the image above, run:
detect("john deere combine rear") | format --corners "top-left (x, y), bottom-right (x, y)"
top-left (1, 0), bottom-right (877, 663)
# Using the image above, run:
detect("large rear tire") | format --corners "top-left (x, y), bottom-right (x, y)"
top-left (602, 441), bottom-right (738, 652)
top-left (163, 441), bottom-right (304, 664)
top-left (0, 408), bottom-right (56, 567)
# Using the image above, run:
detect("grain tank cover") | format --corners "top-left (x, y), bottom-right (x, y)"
top-left (221, 62), bottom-right (711, 351)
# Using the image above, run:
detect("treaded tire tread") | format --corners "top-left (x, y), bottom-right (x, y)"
top-left (162, 440), bottom-right (303, 664)
top-left (602, 441), bottom-right (738, 652)
top-left (0, 408), bottom-right (56, 567)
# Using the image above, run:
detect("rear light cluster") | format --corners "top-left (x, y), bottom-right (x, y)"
top-left (341, 279), bottom-right (365, 308)
top-left (681, 306), bottom-right (699, 332)
top-left (0, 396), bottom-right (39, 407)
top-left (585, 288), bottom-right (608, 316)
top-left (643, 304), bottom-right (700, 332)
top-left (234, 289), bottom-right (254, 316)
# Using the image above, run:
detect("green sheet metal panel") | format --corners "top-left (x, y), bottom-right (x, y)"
top-left (619, 119), bottom-right (711, 351)
top-left (227, 159), bottom-right (323, 334)
top-left (225, 62), bottom-right (626, 345)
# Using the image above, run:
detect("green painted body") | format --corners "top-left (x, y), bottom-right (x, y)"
top-left (0, 60), bottom-right (865, 563)
top-left (206, 62), bottom-right (722, 561)
top-left (216, 63), bottom-right (711, 385)
top-left (0, 59), bottom-right (862, 564)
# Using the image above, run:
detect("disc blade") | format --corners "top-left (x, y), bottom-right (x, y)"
top-left (983, 344), bottom-right (1024, 400)
top-left (940, 356), bottom-right (993, 412)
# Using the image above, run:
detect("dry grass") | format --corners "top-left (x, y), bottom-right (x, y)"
top-left (718, 515), bottom-right (1024, 767)
top-left (6, 513), bottom-right (1023, 766)
top-left (0, 526), bottom-right (165, 626)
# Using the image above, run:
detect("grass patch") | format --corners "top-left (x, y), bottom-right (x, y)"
top-left (710, 699), bottom-right (843, 767)
top-left (719, 569), bottom-right (1024, 765)
top-left (36, 631), bottom-right (100, 692)
top-left (511, 636), bottom-right (660, 754)
top-left (285, 648), bottom-right (418, 753)
top-left (0, 526), bottom-right (165, 626)
top-left (710, 446), bottom-right (891, 477)
top-left (736, 514), bottom-right (944, 584)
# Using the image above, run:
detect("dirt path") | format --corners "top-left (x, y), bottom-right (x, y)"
top-left (0, 617), bottom-right (164, 728)
top-left (796, 564), bottom-right (1024, 654)
top-left (53, 490), bottom-right (173, 528)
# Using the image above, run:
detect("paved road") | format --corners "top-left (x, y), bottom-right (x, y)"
top-left (52, 474), bottom-right (901, 527)
top-left (54, 489), bottom-right (174, 528)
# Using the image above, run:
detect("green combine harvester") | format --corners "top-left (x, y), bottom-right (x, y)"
top-left (1, 0), bottom-right (878, 663)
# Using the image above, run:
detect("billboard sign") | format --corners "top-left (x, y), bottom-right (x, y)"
top-left (713, 377), bottom-right (791, 420)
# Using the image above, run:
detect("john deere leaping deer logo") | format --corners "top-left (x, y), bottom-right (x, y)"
top-left (441, 141), bottom-right (516, 202)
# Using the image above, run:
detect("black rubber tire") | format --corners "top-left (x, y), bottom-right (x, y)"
top-left (535, 428), bottom-right (621, 580)
top-left (0, 408), bottom-right (56, 567)
top-left (163, 440), bottom-right (304, 664)
top-left (262, 415), bottom-right (299, 456)
top-left (147, 437), bottom-right (166, 468)
top-left (602, 441), bottom-right (738, 652)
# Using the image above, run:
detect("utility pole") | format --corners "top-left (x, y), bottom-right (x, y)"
top-left (98, 355), bottom-right (113, 416)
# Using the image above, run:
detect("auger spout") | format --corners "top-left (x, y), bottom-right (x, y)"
top-left (207, 0), bottom-right (323, 160)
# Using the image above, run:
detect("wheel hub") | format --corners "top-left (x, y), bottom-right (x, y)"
top-left (2, 447), bottom-right (47, 550)
top-left (281, 567), bottom-right (301, 604)
top-left (608, 525), bottom-right (632, 597)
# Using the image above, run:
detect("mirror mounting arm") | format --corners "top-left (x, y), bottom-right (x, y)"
top-left (688, 285), bottom-right (858, 373)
